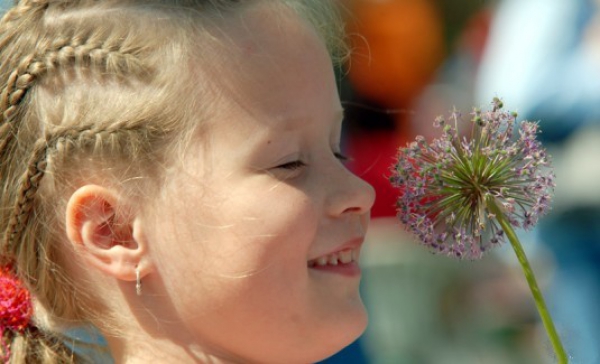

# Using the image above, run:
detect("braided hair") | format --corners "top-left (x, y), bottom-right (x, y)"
top-left (0, 0), bottom-right (346, 362)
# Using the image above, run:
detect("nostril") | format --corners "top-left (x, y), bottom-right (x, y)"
top-left (342, 206), bottom-right (362, 214)
top-left (327, 167), bottom-right (376, 217)
top-left (345, 178), bottom-right (375, 214)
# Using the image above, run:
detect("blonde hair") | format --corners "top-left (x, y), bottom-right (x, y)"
top-left (0, 0), bottom-right (347, 362)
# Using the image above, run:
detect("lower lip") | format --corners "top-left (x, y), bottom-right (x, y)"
top-left (309, 261), bottom-right (361, 277)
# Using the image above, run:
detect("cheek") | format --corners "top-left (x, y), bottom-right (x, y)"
top-left (210, 196), bottom-right (318, 276)
top-left (214, 181), bottom-right (318, 257)
top-left (148, 171), bottom-right (322, 304)
top-left (155, 180), bottom-right (319, 277)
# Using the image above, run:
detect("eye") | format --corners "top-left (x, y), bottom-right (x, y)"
top-left (334, 152), bottom-right (349, 162)
top-left (276, 160), bottom-right (306, 170)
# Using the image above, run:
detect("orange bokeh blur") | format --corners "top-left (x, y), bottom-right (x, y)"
top-left (345, 0), bottom-right (445, 108)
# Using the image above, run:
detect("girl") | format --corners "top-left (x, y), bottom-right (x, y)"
top-left (0, 0), bottom-right (375, 363)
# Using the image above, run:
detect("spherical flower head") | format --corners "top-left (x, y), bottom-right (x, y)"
top-left (0, 267), bottom-right (32, 333)
top-left (390, 98), bottom-right (555, 259)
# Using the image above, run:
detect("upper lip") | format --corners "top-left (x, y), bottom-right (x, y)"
top-left (308, 237), bottom-right (364, 262)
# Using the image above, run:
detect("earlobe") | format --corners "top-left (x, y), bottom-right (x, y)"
top-left (66, 185), bottom-right (149, 282)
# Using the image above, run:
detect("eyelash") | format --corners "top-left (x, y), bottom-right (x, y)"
top-left (277, 160), bottom-right (306, 170)
top-left (334, 152), bottom-right (349, 162)
top-left (277, 152), bottom-right (349, 170)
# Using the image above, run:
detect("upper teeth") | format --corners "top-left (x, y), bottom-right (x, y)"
top-left (308, 249), bottom-right (358, 267)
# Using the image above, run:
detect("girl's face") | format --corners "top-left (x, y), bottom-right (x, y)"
top-left (143, 3), bottom-right (375, 363)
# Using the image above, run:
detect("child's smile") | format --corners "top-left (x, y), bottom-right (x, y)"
top-left (307, 238), bottom-right (364, 277)
top-left (140, 2), bottom-right (375, 363)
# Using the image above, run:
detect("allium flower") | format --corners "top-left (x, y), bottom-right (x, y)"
top-left (390, 98), bottom-right (555, 259)
top-left (390, 98), bottom-right (568, 363)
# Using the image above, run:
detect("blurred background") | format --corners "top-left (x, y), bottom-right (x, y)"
top-left (2, 0), bottom-right (598, 363)
top-left (323, 0), bottom-right (600, 363)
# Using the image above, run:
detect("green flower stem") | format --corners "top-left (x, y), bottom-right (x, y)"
top-left (488, 201), bottom-right (568, 363)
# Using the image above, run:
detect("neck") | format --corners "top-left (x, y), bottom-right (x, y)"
top-left (103, 325), bottom-right (243, 364)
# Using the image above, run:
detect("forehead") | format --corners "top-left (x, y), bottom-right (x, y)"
top-left (192, 2), bottom-right (337, 126)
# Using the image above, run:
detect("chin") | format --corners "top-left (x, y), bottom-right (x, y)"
top-left (249, 311), bottom-right (368, 364)
top-left (312, 303), bottom-right (369, 363)
top-left (345, 303), bottom-right (369, 343)
top-left (343, 292), bottom-right (369, 336)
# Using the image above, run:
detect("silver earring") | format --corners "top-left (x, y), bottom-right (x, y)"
top-left (136, 267), bottom-right (142, 296)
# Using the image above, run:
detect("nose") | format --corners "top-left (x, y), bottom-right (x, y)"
top-left (326, 165), bottom-right (376, 217)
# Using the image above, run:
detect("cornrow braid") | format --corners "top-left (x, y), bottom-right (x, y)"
top-left (1, 137), bottom-right (48, 269)
top-left (1, 54), bottom-right (38, 121)
top-left (3, 120), bottom-right (159, 268)
top-left (0, 0), bottom-right (50, 113)
top-left (0, 33), bottom-right (145, 162)
top-left (0, 1), bottom-right (48, 164)
top-left (0, 1), bottom-right (350, 362)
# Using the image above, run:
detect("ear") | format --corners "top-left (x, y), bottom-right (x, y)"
top-left (65, 185), bottom-right (151, 282)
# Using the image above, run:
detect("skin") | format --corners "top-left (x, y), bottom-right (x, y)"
top-left (67, 2), bottom-right (375, 363)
